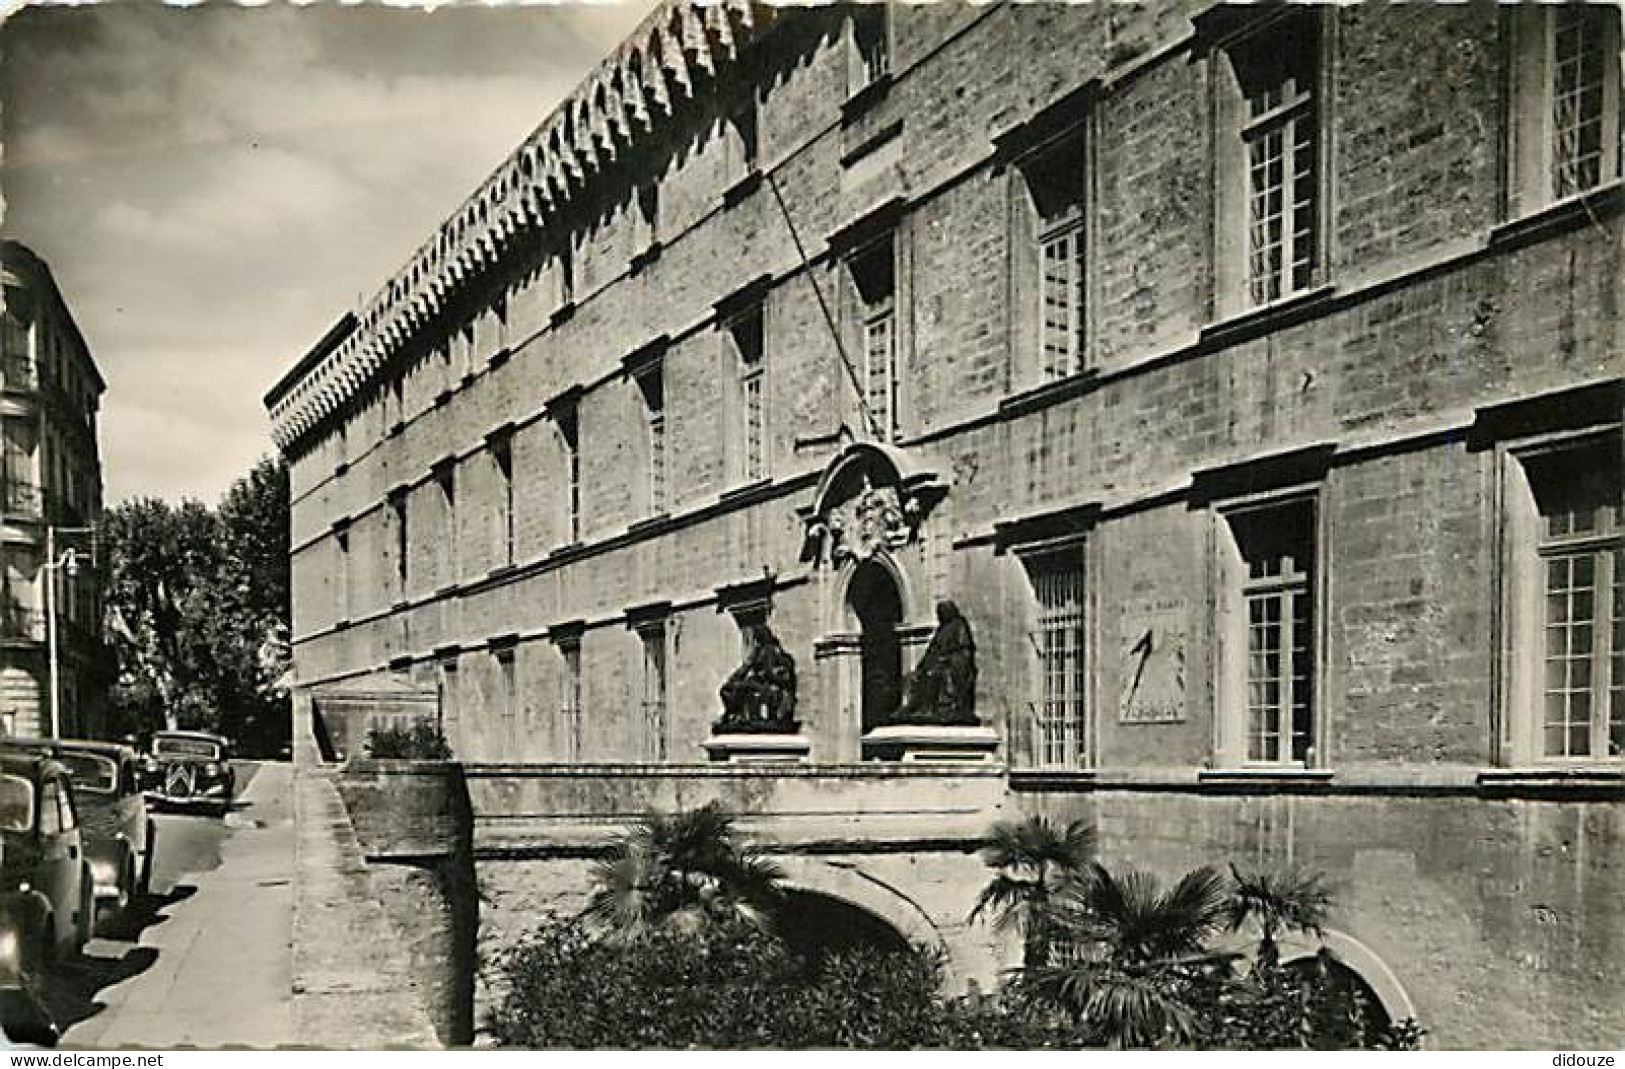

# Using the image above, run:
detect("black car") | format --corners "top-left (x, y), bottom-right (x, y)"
top-left (0, 751), bottom-right (94, 1044)
top-left (4, 740), bottom-right (155, 925)
top-left (141, 731), bottom-right (236, 815)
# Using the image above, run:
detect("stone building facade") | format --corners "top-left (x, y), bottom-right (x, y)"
top-left (1, 240), bottom-right (107, 739)
top-left (270, 3), bottom-right (1624, 1047)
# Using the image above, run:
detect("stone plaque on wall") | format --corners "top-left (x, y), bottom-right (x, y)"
top-left (1117, 598), bottom-right (1188, 724)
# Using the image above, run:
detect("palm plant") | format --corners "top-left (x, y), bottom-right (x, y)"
top-left (581, 802), bottom-right (785, 941)
top-left (968, 816), bottom-right (1095, 968)
top-left (1027, 862), bottom-right (1235, 1048)
top-left (1223, 864), bottom-right (1332, 969)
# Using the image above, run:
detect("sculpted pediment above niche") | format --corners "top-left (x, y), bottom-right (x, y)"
top-left (799, 442), bottom-right (946, 568)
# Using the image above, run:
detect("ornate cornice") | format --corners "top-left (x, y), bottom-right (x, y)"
top-left (266, 0), bottom-right (779, 453)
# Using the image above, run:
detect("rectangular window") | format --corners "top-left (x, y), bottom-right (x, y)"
top-left (1528, 443), bottom-right (1623, 759)
top-left (634, 365), bottom-right (666, 516)
top-left (558, 406), bottom-right (581, 544)
top-left (1234, 18), bottom-right (1320, 305)
top-left (392, 494), bottom-right (409, 598)
top-left (493, 439), bottom-right (515, 567)
top-left (334, 528), bottom-right (351, 623)
top-left (559, 639), bottom-right (583, 760)
top-left (640, 626), bottom-right (667, 762)
top-left (1509, 7), bottom-right (1620, 214)
top-left (437, 658), bottom-right (458, 738)
top-left (728, 305), bottom-right (768, 483)
top-left (849, 5), bottom-right (890, 92)
top-left (497, 649), bottom-right (517, 719)
top-left (1025, 550), bottom-right (1088, 768)
top-left (850, 236), bottom-right (897, 442)
top-left (1550, 6), bottom-right (1623, 202)
top-left (1220, 498), bottom-right (1318, 765)
top-left (1018, 135), bottom-right (1088, 381)
top-left (436, 466), bottom-right (457, 587)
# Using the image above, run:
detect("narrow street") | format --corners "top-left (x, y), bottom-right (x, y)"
top-left (50, 761), bottom-right (294, 1048)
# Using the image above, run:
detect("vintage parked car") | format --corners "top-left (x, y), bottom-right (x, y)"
top-left (2, 740), bottom-right (155, 924)
top-left (141, 731), bottom-right (236, 815)
top-left (0, 753), bottom-right (93, 968)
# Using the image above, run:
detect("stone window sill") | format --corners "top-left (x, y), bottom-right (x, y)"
top-left (548, 301), bottom-right (577, 329)
top-left (1488, 180), bottom-right (1624, 252)
top-left (840, 119), bottom-right (903, 169)
top-left (1199, 285), bottom-right (1336, 351)
top-left (629, 242), bottom-right (663, 274)
top-left (1198, 767), bottom-right (1336, 787)
top-left (1476, 767), bottom-right (1624, 798)
top-left (1008, 768), bottom-right (1098, 791)
top-left (999, 368), bottom-right (1100, 418)
top-left (722, 169), bottom-right (762, 208)
top-left (840, 74), bottom-right (892, 124)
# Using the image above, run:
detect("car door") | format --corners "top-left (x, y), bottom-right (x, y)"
top-left (119, 758), bottom-right (144, 856)
top-left (37, 778), bottom-right (76, 946)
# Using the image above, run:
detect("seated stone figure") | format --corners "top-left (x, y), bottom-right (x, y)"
top-left (891, 599), bottom-right (979, 727)
top-left (714, 624), bottom-right (798, 734)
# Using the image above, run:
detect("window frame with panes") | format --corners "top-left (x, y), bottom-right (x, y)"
top-left (1012, 129), bottom-right (1092, 385)
top-left (1499, 429), bottom-right (1624, 764)
top-left (846, 233), bottom-right (900, 443)
top-left (724, 301), bottom-right (769, 486)
top-left (1019, 542), bottom-right (1092, 769)
top-left (635, 618), bottom-right (669, 762)
top-left (1213, 490), bottom-right (1326, 768)
top-left (1208, 9), bottom-right (1330, 319)
top-left (632, 359), bottom-right (667, 517)
top-left (1506, 5), bottom-right (1623, 218)
top-left (847, 4), bottom-right (891, 99)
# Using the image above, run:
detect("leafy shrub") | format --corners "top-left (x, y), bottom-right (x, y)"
top-left (363, 720), bottom-right (452, 760)
top-left (486, 917), bottom-right (1072, 1049)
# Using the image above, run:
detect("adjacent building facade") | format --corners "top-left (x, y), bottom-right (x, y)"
top-left (1, 240), bottom-right (108, 739)
top-left (271, 3), bottom-right (1624, 1047)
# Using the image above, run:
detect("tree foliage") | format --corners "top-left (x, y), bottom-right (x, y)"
top-left (102, 456), bottom-right (290, 752)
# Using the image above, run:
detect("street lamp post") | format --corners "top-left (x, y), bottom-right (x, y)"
top-left (43, 524), bottom-right (94, 739)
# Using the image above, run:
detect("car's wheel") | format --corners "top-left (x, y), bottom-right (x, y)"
top-left (96, 859), bottom-right (135, 938)
top-left (137, 822), bottom-right (156, 897)
top-left (0, 987), bottom-right (59, 1047)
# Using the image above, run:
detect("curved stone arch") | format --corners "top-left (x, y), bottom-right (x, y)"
top-left (774, 855), bottom-right (952, 965)
top-left (1277, 928), bottom-right (1418, 1028)
top-left (832, 548), bottom-right (918, 633)
top-left (809, 441), bottom-right (918, 518)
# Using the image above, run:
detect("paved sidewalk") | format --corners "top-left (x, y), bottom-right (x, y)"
top-left (64, 763), bottom-right (295, 1048)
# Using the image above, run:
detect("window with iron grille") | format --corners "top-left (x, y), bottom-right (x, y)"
top-left (1228, 500), bottom-right (1317, 765)
top-left (849, 236), bottom-right (897, 442)
top-left (1528, 442), bottom-right (1623, 760)
top-left (640, 626), bottom-right (668, 762)
top-left (728, 305), bottom-right (768, 483)
top-left (1025, 550), bottom-right (1088, 768)
top-left (1232, 17), bottom-right (1320, 306)
top-left (437, 467), bottom-right (457, 586)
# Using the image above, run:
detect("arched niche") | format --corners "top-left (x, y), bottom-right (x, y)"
top-left (1277, 928), bottom-right (1419, 1035)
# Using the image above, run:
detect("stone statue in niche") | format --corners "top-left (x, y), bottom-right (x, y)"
top-left (891, 599), bottom-right (979, 727)
top-left (714, 624), bottom-right (798, 734)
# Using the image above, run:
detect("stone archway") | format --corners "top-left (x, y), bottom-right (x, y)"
top-left (774, 856), bottom-right (955, 976)
top-left (847, 557), bottom-right (904, 734)
top-left (1277, 928), bottom-right (1417, 1035)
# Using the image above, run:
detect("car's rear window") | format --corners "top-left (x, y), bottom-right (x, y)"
top-left (59, 753), bottom-right (117, 794)
top-left (154, 738), bottom-right (219, 759)
top-left (0, 774), bottom-right (35, 832)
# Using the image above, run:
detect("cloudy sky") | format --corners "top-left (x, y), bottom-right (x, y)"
top-left (0, 0), bottom-right (657, 505)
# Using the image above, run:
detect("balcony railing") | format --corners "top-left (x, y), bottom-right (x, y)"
top-left (0, 601), bottom-right (45, 642)
top-left (1, 356), bottom-right (37, 393)
top-left (1, 479), bottom-right (42, 518)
